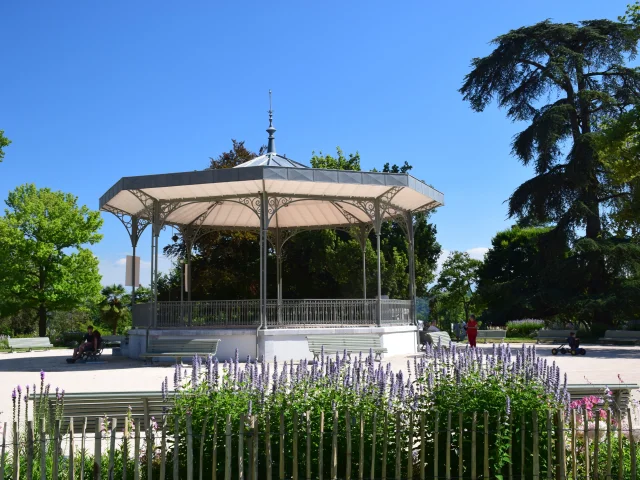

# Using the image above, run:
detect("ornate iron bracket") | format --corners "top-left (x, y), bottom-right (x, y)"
top-left (129, 189), bottom-right (190, 236)
top-left (102, 205), bottom-right (150, 248)
top-left (178, 202), bottom-right (221, 249)
top-left (339, 186), bottom-right (403, 234)
top-left (413, 199), bottom-right (440, 213)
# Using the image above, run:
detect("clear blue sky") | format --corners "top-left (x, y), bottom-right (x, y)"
top-left (0, 0), bottom-right (628, 287)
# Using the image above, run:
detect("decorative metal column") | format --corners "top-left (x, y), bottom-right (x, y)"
top-left (406, 211), bottom-right (417, 325)
top-left (374, 198), bottom-right (382, 327)
top-left (260, 192), bottom-right (269, 329)
top-left (131, 219), bottom-right (139, 306)
top-left (357, 225), bottom-right (371, 299)
top-left (344, 224), bottom-right (372, 300)
top-left (276, 229), bottom-right (283, 324)
top-left (268, 228), bottom-right (302, 325)
top-left (102, 206), bottom-right (149, 309)
top-left (151, 200), bottom-right (161, 328)
top-left (178, 203), bottom-right (218, 326)
top-left (128, 190), bottom-right (185, 329)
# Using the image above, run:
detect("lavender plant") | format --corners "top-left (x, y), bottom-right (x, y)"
top-left (169, 345), bottom-right (565, 478)
top-left (505, 319), bottom-right (545, 338)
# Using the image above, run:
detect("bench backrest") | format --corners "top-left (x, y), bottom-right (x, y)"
top-left (148, 337), bottom-right (221, 354)
top-left (306, 335), bottom-right (384, 353)
top-left (425, 331), bottom-right (452, 345)
top-left (536, 330), bottom-right (571, 338)
top-left (602, 330), bottom-right (640, 339)
top-left (8, 337), bottom-right (52, 347)
top-left (33, 392), bottom-right (170, 433)
top-left (566, 383), bottom-right (639, 411)
top-left (477, 331), bottom-right (506, 338)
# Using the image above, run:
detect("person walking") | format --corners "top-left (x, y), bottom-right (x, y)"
top-left (466, 315), bottom-right (478, 347)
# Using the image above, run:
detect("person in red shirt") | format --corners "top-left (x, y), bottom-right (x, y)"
top-left (466, 315), bottom-right (478, 347)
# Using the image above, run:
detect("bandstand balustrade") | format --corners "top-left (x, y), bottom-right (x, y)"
top-left (132, 298), bottom-right (412, 329)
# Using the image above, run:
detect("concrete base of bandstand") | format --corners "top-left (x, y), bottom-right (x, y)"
top-left (127, 325), bottom-right (418, 362)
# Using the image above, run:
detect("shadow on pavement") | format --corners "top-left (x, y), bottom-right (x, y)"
top-left (0, 351), bottom-right (151, 372)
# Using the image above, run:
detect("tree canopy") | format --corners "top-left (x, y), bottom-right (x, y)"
top-left (460, 15), bottom-right (640, 328)
top-left (0, 184), bottom-right (103, 336)
top-left (475, 226), bottom-right (564, 325)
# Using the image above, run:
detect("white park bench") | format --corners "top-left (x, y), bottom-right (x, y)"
top-left (476, 330), bottom-right (507, 343)
top-left (306, 335), bottom-right (387, 361)
top-left (8, 337), bottom-right (53, 353)
top-left (536, 330), bottom-right (572, 344)
top-left (139, 337), bottom-right (221, 364)
top-left (598, 330), bottom-right (640, 346)
top-left (566, 383), bottom-right (639, 413)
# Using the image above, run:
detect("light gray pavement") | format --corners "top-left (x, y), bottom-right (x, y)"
top-left (0, 344), bottom-right (639, 426)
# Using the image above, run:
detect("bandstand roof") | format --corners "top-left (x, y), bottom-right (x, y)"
top-left (99, 113), bottom-right (444, 231)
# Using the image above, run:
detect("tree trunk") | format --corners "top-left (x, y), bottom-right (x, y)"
top-left (584, 193), bottom-right (614, 328)
top-left (463, 301), bottom-right (470, 322)
top-left (38, 305), bottom-right (47, 337)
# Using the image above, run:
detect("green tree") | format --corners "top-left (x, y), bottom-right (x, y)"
top-left (310, 147), bottom-right (361, 170)
top-left (99, 284), bottom-right (130, 334)
top-left (475, 226), bottom-right (565, 325)
top-left (208, 139), bottom-right (265, 169)
top-left (431, 251), bottom-right (483, 322)
top-left (0, 130), bottom-right (10, 162)
top-left (0, 184), bottom-right (103, 336)
top-left (596, 107), bottom-right (640, 238)
top-left (126, 285), bottom-right (152, 304)
top-left (460, 17), bottom-right (640, 327)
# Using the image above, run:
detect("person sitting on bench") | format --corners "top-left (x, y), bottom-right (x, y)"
top-left (427, 321), bottom-right (441, 332)
top-left (67, 326), bottom-right (100, 363)
top-left (567, 331), bottom-right (580, 351)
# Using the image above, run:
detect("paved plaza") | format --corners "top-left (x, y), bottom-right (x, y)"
top-left (1, 344), bottom-right (639, 425)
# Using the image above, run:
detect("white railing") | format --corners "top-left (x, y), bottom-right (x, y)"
top-left (133, 299), bottom-right (414, 328)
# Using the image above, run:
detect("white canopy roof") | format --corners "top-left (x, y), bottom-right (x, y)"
top-left (99, 163), bottom-right (444, 230)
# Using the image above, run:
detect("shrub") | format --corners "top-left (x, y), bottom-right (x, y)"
top-left (506, 319), bottom-right (545, 338)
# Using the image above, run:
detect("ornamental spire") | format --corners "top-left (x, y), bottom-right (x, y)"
top-left (266, 90), bottom-right (276, 154)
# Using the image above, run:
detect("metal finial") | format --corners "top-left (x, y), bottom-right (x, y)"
top-left (266, 90), bottom-right (276, 154)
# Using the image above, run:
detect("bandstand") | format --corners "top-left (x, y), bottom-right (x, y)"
top-left (99, 110), bottom-right (444, 360)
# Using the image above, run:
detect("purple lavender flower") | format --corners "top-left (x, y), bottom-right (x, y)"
top-left (192, 356), bottom-right (198, 387)
top-left (506, 396), bottom-right (511, 417)
top-left (40, 370), bottom-right (45, 382)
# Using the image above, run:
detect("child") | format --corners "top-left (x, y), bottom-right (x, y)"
top-left (567, 331), bottom-right (580, 351)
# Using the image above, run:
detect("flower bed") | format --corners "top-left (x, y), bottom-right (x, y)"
top-left (2, 347), bottom-right (639, 479)
top-left (506, 319), bottom-right (546, 338)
